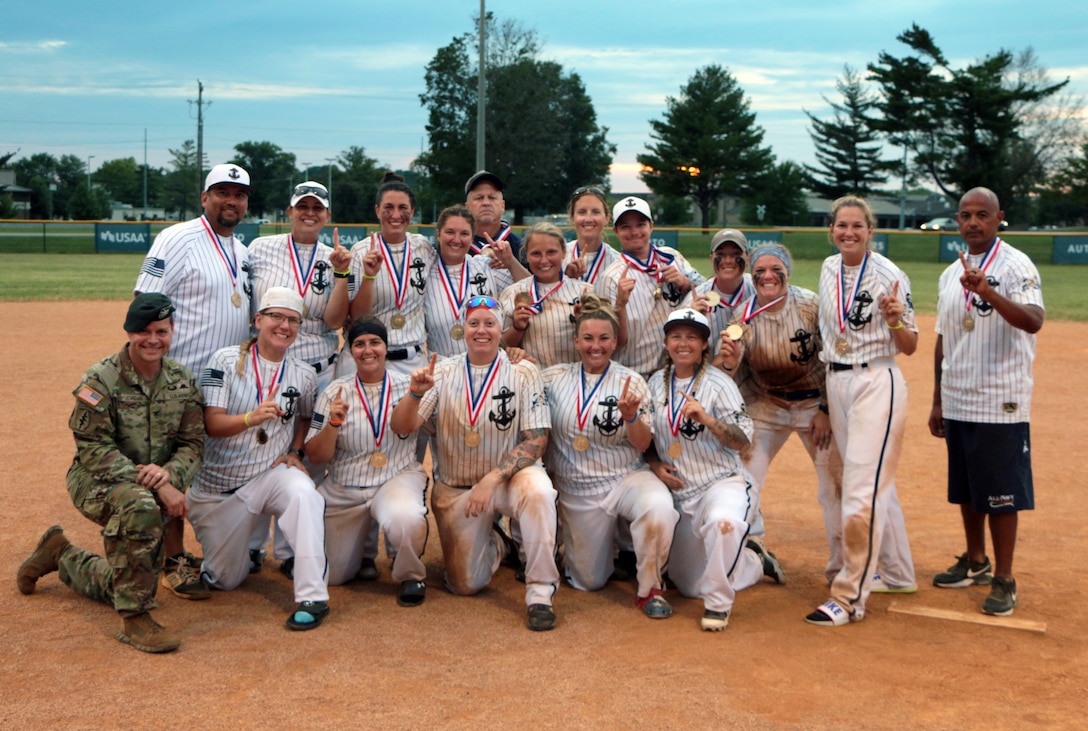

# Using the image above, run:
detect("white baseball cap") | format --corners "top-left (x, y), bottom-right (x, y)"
top-left (258, 286), bottom-right (304, 316)
top-left (612, 196), bottom-right (652, 224)
top-left (289, 181), bottom-right (330, 209)
top-left (204, 164), bottom-right (250, 191)
top-left (663, 308), bottom-right (711, 339)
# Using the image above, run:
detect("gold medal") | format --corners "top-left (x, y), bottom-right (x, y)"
top-left (302, 304), bottom-right (310, 319)
top-left (256, 428), bottom-right (268, 445)
top-left (667, 442), bottom-right (683, 459)
top-left (464, 430), bottom-right (481, 448)
top-left (834, 337), bottom-right (850, 355)
top-left (963, 315), bottom-right (975, 332)
top-left (653, 286), bottom-right (663, 301)
top-left (573, 435), bottom-right (590, 452)
top-left (391, 313), bottom-right (406, 329)
top-left (231, 291), bottom-right (243, 308)
top-left (725, 324), bottom-right (744, 341)
top-left (450, 323), bottom-right (465, 340)
top-left (514, 292), bottom-right (533, 307)
top-left (704, 291), bottom-right (721, 309)
top-left (369, 451), bottom-right (387, 468)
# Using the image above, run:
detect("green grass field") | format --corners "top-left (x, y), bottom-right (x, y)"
top-left (2, 251), bottom-right (1084, 321)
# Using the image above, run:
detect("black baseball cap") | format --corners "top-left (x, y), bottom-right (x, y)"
top-left (465, 170), bottom-right (504, 195)
top-left (125, 294), bottom-right (175, 332)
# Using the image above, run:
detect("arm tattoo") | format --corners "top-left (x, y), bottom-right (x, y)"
top-left (707, 416), bottom-right (749, 450)
top-left (496, 428), bottom-right (548, 480)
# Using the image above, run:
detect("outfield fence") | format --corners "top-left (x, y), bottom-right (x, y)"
top-left (1, 219), bottom-right (1085, 265)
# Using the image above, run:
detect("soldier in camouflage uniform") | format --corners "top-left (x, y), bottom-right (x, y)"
top-left (16, 294), bottom-right (205, 653)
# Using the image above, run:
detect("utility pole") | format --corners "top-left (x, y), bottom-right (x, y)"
top-left (143, 128), bottom-right (148, 219)
top-left (476, 0), bottom-right (486, 171)
top-left (189, 80), bottom-right (211, 203)
top-left (325, 157), bottom-right (335, 201)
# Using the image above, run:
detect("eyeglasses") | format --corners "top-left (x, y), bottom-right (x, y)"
top-left (465, 295), bottom-right (500, 310)
top-left (261, 311), bottom-right (302, 327)
top-left (571, 186), bottom-right (605, 201)
top-left (292, 184), bottom-right (330, 202)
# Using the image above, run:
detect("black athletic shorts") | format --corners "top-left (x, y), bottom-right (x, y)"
top-left (944, 419), bottom-right (1034, 513)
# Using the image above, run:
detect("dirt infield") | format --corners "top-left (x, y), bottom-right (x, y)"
top-left (2, 301), bottom-right (1085, 730)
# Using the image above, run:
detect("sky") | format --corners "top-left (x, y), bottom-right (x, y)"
top-left (3, 1), bottom-right (1086, 200)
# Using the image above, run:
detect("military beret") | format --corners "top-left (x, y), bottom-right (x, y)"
top-left (125, 293), bottom-right (176, 332)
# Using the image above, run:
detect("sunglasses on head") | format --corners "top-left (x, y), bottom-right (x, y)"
top-left (293, 184), bottom-right (329, 202)
top-left (465, 295), bottom-right (500, 310)
top-left (571, 186), bottom-right (605, 201)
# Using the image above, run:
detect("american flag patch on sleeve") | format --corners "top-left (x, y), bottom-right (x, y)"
top-left (76, 386), bottom-right (104, 407)
top-left (140, 257), bottom-right (166, 277)
top-left (200, 368), bottom-right (225, 389)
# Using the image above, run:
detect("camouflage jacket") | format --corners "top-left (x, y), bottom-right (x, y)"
top-left (67, 344), bottom-right (204, 492)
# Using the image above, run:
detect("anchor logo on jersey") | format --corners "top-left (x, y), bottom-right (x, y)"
top-left (241, 261), bottom-right (253, 298)
top-left (678, 416), bottom-right (704, 441)
top-left (311, 261), bottom-right (330, 294)
top-left (489, 386), bottom-right (517, 431)
top-left (973, 277), bottom-right (999, 317)
top-left (470, 272), bottom-right (490, 296)
top-left (789, 329), bottom-right (816, 364)
top-left (409, 256), bottom-right (426, 294)
top-left (593, 395), bottom-right (623, 436)
top-left (847, 291), bottom-right (873, 330)
top-left (280, 386), bottom-right (301, 423)
top-left (663, 281), bottom-right (684, 306)
top-left (567, 296), bottom-right (581, 324)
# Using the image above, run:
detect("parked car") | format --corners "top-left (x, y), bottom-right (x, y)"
top-left (920, 217), bottom-right (957, 231)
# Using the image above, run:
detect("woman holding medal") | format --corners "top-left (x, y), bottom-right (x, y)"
top-left (541, 293), bottom-right (677, 618)
top-left (694, 229), bottom-right (755, 367)
top-left (340, 173), bottom-right (436, 379)
top-left (304, 317), bottom-right (429, 606)
top-left (500, 222), bottom-right (591, 367)
top-left (806, 195), bottom-right (918, 627)
top-left (425, 206), bottom-right (501, 358)
top-left (562, 186), bottom-right (619, 286)
top-left (647, 308), bottom-right (784, 631)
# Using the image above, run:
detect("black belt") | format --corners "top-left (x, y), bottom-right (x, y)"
top-left (447, 484), bottom-right (473, 490)
top-left (309, 353), bottom-right (338, 374)
top-left (387, 345), bottom-right (423, 362)
top-left (829, 362), bottom-right (868, 371)
top-left (768, 388), bottom-right (821, 401)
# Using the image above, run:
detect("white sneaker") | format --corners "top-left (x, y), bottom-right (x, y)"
top-left (870, 573), bottom-right (918, 594)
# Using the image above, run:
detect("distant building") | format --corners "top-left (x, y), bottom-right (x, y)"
top-left (0, 169), bottom-right (33, 218)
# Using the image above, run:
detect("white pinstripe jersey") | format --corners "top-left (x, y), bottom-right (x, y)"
top-left (418, 351), bottom-right (551, 487)
top-left (562, 240), bottom-right (621, 287)
top-left (194, 346), bottom-right (317, 494)
top-left (541, 361), bottom-right (651, 497)
top-left (648, 365), bottom-right (753, 502)
top-left (696, 274), bottom-right (755, 356)
top-left (499, 276), bottom-right (591, 367)
top-left (134, 216), bottom-right (250, 374)
top-left (348, 233), bottom-right (436, 349)
top-left (595, 246), bottom-right (699, 378)
top-left (307, 371), bottom-right (418, 488)
top-left (817, 251), bottom-right (917, 365)
top-left (730, 286), bottom-right (825, 398)
top-left (247, 234), bottom-right (341, 366)
top-left (424, 255), bottom-right (500, 357)
top-left (935, 240), bottom-right (1043, 423)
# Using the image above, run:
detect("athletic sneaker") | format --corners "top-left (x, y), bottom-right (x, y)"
top-left (746, 538), bottom-right (786, 585)
top-left (982, 576), bottom-right (1018, 616)
top-left (249, 548), bottom-right (266, 574)
top-left (933, 553), bottom-right (993, 588)
top-left (701, 609), bottom-right (730, 632)
top-left (870, 573), bottom-right (918, 594)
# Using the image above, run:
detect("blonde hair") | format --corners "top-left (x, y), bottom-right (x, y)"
top-left (575, 292), bottom-right (619, 338)
top-left (828, 195), bottom-right (876, 249)
top-left (662, 349), bottom-right (712, 410)
top-left (523, 221), bottom-right (566, 254)
top-left (235, 336), bottom-right (258, 375)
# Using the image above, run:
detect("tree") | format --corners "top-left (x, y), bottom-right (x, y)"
top-left (638, 65), bottom-right (774, 229)
top-left (230, 141), bottom-right (297, 219)
top-left (331, 146), bottom-right (385, 224)
top-left (1039, 141), bottom-right (1088, 226)
top-left (95, 157), bottom-right (142, 205)
top-left (804, 66), bottom-right (889, 199)
top-left (0, 193), bottom-right (17, 219)
top-left (416, 15), bottom-right (614, 219)
top-left (69, 181), bottom-right (110, 220)
top-left (867, 24), bottom-right (1068, 219)
top-left (163, 140), bottom-right (199, 219)
top-left (742, 160), bottom-right (810, 226)
top-left (12, 153), bottom-right (56, 218)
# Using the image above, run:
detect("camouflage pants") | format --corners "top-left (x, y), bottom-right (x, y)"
top-left (60, 478), bottom-right (166, 618)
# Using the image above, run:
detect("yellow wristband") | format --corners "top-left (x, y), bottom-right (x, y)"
top-left (363, 272), bottom-right (378, 280)
top-left (886, 321), bottom-right (904, 331)
top-left (243, 411), bottom-right (252, 428)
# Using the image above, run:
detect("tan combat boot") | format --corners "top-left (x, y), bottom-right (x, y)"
top-left (116, 612), bottom-right (181, 653)
top-left (17, 525), bottom-right (70, 595)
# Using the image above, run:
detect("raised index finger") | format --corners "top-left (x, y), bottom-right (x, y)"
top-left (268, 384), bottom-right (280, 401)
top-left (891, 280), bottom-right (900, 298)
top-left (621, 375), bottom-right (631, 399)
top-left (679, 389), bottom-right (697, 403)
top-left (957, 250), bottom-right (969, 270)
top-left (336, 386), bottom-right (344, 401)
top-left (428, 353), bottom-right (438, 373)
top-left (334, 227), bottom-right (341, 248)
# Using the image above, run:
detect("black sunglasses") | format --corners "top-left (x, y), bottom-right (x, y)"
top-left (571, 186), bottom-right (605, 200)
top-left (293, 184), bottom-right (330, 201)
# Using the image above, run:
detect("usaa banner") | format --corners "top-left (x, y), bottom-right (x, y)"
top-left (95, 223), bottom-right (151, 252)
top-left (743, 230), bottom-right (782, 249)
top-left (1052, 236), bottom-right (1088, 264)
top-left (233, 224), bottom-right (260, 246)
top-left (318, 225), bottom-right (368, 250)
top-left (939, 234), bottom-right (967, 262)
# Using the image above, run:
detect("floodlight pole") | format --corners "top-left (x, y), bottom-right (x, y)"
top-left (476, 0), bottom-right (486, 171)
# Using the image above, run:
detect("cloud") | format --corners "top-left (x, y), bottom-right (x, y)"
top-left (0, 40), bottom-right (67, 53)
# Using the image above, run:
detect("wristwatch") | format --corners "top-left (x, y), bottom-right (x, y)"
top-left (290, 448), bottom-right (305, 460)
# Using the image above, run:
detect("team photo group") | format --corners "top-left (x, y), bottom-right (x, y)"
top-left (15, 162), bottom-right (1043, 653)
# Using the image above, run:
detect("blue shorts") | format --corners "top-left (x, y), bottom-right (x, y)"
top-left (944, 420), bottom-right (1034, 513)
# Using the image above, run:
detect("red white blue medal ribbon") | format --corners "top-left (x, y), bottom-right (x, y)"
top-left (622, 247), bottom-right (674, 284)
top-left (437, 256), bottom-right (469, 322)
top-left (251, 345), bottom-right (285, 406)
top-left (574, 241), bottom-right (606, 284)
top-left (576, 364), bottom-right (610, 433)
top-left (667, 369), bottom-right (697, 438)
top-left (464, 353), bottom-right (501, 430)
top-left (287, 234), bottom-right (318, 301)
top-left (375, 233), bottom-right (412, 311)
top-left (469, 223), bottom-right (512, 255)
top-left (201, 215), bottom-right (238, 289)
top-left (740, 293), bottom-right (786, 323)
top-left (529, 276), bottom-right (565, 314)
top-left (716, 280), bottom-right (745, 309)
top-left (962, 237), bottom-right (1001, 314)
top-left (836, 251), bottom-right (869, 336)
top-left (355, 373), bottom-right (391, 450)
